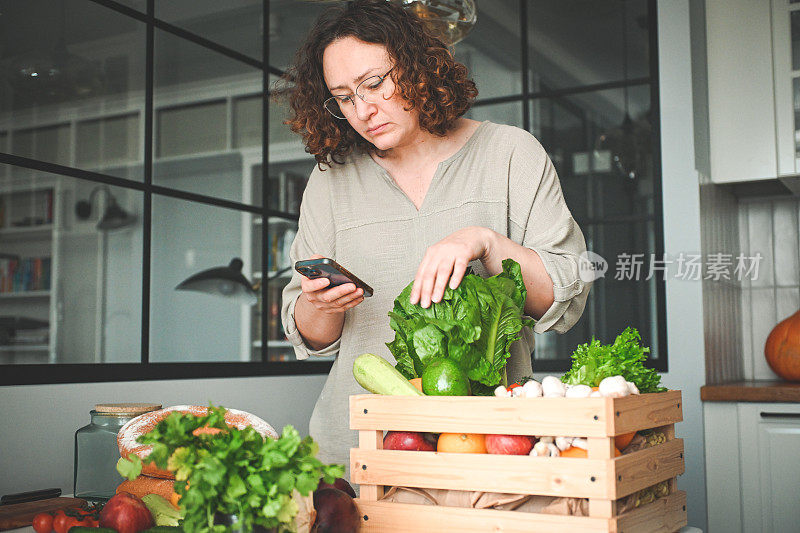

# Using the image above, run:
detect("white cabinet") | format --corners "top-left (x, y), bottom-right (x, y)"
top-left (705, 0), bottom-right (800, 185)
top-left (705, 401), bottom-right (800, 532)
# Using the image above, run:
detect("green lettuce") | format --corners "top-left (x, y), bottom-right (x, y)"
top-left (561, 327), bottom-right (665, 393)
top-left (386, 259), bottom-right (534, 393)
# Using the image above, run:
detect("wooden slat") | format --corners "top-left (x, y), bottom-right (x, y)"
top-left (351, 449), bottom-right (615, 499)
top-left (614, 491), bottom-right (687, 533)
top-left (589, 499), bottom-right (617, 519)
top-left (613, 439), bottom-right (685, 498)
top-left (357, 430), bottom-right (384, 501)
top-left (610, 391), bottom-right (683, 435)
top-left (351, 394), bottom-right (612, 436)
top-left (588, 437), bottom-right (617, 459)
top-left (350, 392), bottom-right (682, 437)
top-left (355, 500), bottom-right (614, 533)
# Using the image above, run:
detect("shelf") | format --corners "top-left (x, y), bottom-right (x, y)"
top-left (253, 270), bottom-right (293, 281)
top-left (0, 290), bottom-right (50, 299)
top-left (253, 217), bottom-right (298, 226)
top-left (0, 224), bottom-right (54, 241)
top-left (252, 340), bottom-right (293, 348)
top-left (0, 344), bottom-right (49, 352)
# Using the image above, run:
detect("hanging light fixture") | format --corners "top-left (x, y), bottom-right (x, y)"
top-left (293, 0), bottom-right (476, 46)
top-left (3, 0), bottom-right (105, 103)
top-left (596, 0), bottom-right (651, 183)
top-left (389, 0), bottom-right (477, 46)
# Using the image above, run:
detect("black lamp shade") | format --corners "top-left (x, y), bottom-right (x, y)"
top-left (97, 198), bottom-right (137, 230)
top-left (175, 258), bottom-right (258, 305)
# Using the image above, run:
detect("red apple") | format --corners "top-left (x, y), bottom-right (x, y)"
top-left (317, 477), bottom-right (356, 498)
top-left (485, 434), bottom-right (534, 455)
top-left (383, 431), bottom-right (436, 451)
top-left (99, 492), bottom-right (154, 533)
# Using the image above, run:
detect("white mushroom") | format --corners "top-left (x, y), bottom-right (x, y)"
top-left (511, 386), bottom-right (526, 398)
top-left (538, 436), bottom-right (554, 444)
top-left (530, 440), bottom-right (560, 457)
top-left (571, 438), bottom-right (588, 450)
top-left (530, 441), bottom-right (549, 456)
top-left (565, 384), bottom-right (593, 398)
top-left (598, 376), bottom-right (631, 398)
top-left (521, 380), bottom-right (543, 398)
top-left (542, 376), bottom-right (566, 397)
top-left (626, 381), bottom-right (640, 395)
top-left (589, 390), bottom-right (603, 398)
top-left (555, 436), bottom-right (574, 451)
top-left (494, 385), bottom-right (510, 397)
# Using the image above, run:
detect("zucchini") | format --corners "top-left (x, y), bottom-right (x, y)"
top-left (353, 353), bottom-right (424, 396)
top-left (68, 528), bottom-right (116, 533)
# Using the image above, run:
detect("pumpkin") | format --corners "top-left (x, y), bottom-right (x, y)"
top-left (764, 310), bottom-right (800, 381)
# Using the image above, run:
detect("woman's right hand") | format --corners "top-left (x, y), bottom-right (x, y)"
top-left (300, 255), bottom-right (364, 314)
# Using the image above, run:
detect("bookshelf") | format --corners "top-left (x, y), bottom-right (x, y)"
top-left (0, 181), bottom-right (59, 363)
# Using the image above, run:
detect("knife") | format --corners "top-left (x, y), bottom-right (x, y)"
top-left (0, 488), bottom-right (62, 506)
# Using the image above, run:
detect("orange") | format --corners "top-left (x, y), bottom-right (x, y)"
top-left (559, 446), bottom-right (588, 458)
top-left (560, 446), bottom-right (621, 458)
top-left (409, 378), bottom-right (423, 393)
top-left (614, 431), bottom-right (636, 451)
top-left (437, 433), bottom-right (487, 453)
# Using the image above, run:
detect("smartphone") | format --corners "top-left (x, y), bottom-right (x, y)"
top-left (294, 258), bottom-right (373, 297)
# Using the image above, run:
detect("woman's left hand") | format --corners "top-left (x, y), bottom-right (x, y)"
top-left (409, 226), bottom-right (493, 308)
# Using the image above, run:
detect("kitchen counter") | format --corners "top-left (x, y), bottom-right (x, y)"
top-left (701, 379), bottom-right (800, 402)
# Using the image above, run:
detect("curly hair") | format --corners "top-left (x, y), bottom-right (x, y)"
top-left (275, 0), bottom-right (478, 167)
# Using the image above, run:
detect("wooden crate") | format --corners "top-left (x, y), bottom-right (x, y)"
top-left (350, 390), bottom-right (686, 533)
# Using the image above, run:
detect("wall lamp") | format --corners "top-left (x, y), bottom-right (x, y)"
top-left (74, 185), bottom-right (137, 231)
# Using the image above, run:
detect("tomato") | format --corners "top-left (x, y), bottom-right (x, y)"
top-left (52, 511), bottom-right (70, 533)
top-left (62, 517), bottom-right (80, 532)
top-left (436, 433), bottom-right (487, 453)
top-left (32, 512), bottom-right (54, 533)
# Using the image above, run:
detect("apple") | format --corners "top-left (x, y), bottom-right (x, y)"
top-left (317, 477), bottom-right (356, 498)
top-left (99, 492), bottom-right (154, 533)
top-left (383, 431), bottom-right (436, 451)
top-left (485, 434), bottom-right (534, 455)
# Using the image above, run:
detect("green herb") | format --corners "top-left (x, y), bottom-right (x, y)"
top-left (386, 258), bottom-right (534, 393)
top-left (561, 327), bottom-right (665, 393)
top-left (116, 405), bottom-right (343, 533)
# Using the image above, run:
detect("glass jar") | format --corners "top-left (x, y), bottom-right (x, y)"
top-left (74, 403), bottom-right (161, 501)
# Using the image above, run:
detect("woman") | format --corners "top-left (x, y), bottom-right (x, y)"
top-left (279, 0), bottom-right (591, 474)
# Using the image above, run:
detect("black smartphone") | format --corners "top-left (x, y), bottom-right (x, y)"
top-left (294, 258), bottom-right (373, 297)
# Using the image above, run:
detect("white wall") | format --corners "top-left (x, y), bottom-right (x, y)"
top-left (739, 198), bottom-right (800, 380)
top-left (657, 1), bottom-right (708, 529)
top-left (0, 375), bottom-right (326, 496)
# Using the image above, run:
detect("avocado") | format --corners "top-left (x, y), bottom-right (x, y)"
top-left (142, 494), bottom-right (183, 527)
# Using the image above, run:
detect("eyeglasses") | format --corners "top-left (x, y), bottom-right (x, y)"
top-left (323, 67), bottom-right (395, 119)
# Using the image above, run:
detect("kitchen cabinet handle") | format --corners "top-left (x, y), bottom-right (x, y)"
top-left (760, 412), bottom-right (800, 420)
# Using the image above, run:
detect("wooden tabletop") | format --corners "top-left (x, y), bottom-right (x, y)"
top-left (701, 380), bottom-right (800, 402)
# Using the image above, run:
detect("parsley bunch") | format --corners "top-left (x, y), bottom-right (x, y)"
top-left (118, 405), bottom-right (343, 532)
top-left (561, 327), bottom-right (665, 393)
